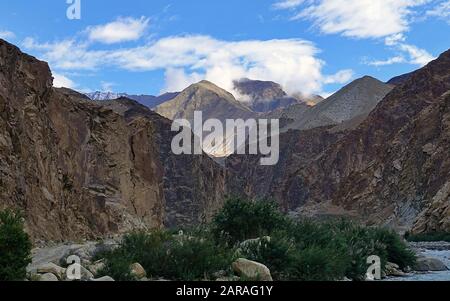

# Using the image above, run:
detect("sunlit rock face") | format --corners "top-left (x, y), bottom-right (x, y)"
top-left (0, 39), bottom-right (225, 241)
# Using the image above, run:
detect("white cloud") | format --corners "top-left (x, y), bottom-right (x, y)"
top-left (273, 0), bottom-right (304, 10)
top-left (323, 69), bottom-right (354, 84)
top-left (23, 38), bottom-right (108, 70)
top-left (427, 0), bottom-right (450, 22)
top-left (0, 30), bottom-right (15, 40)
top-left (398, 43), bottom-right (435, 66)
top-left (87, 17), bottom-right (149, 44)
top-left (367, 38), bottom-right (434, 67)
top-left (289, 0), bottom-right (430, 39)
top-left (24, 35), bottom-right (352, 97)
top-left (53, 73), bottom-right (77, 88)
top-left (163, 68), bottom-right (203, 92)
top-left (367, 56), bottom-right (406, 66)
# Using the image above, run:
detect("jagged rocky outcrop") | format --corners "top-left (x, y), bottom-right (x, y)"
top-left (233, 78), bottom-right (322, 112)
top-left (228, 51), bottom-right (450, 233)
top-left (0, 39), bottom-right (225, 241)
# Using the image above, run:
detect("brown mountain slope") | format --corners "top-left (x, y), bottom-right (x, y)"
top-left (284, 76), bottom-right (394, 132)
top-left (155, 80), bottom-right (254, 121)
top-left (0, 39), bottom-right (225, 241)
top-left (227, 49), bottom-right (450, 233)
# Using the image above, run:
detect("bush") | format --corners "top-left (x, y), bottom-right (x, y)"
top-left (212, 197), bottom-right (287, 245)
top-left (238, 232), bottom-right (296, 280)
top-left (374, 228), bottom-right (416, 269)
top-left (98, 230), bottom-right (236, 281)
top-left (289, 246), bottom-right (349, 281)
top-left (0, 210), bottom-right (32, 281)
top-left (163, 235), bottom-right (236, 280)
top-left (98, 249), bottom-right (134, 281)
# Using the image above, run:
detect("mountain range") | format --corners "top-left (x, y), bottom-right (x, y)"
top-left (86, 91), bottom-right (179, 109)
top-left (1, 38), bottom-right (449, 241)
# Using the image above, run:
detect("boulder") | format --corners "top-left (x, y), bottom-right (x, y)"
top-left (39, 273), bottom-right (59, 281)
top-left (232, 258), bottom-right (273, 281)
top-left (414, 257), bottom-right (449, 271)
top-left (36, 263), bottom-right (66, 280)
top-left (80, 264), bottom-right (95, 280)
top-left (88, 259), bottom-right (106, 276)
top-left (130, 263), bottom-right (146, 279)
top-left (66, 263), bottom-right (94, 281)
top-left (91, 276), bottom-right (115, 282)
top-left (385, 262), bottom-right (408, 277)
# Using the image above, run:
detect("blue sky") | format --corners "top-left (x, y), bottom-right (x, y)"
top-left (0, 0), bottom-right (449, 98)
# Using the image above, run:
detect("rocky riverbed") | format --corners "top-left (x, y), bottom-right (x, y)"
top-left (385, 242), bottom-right (450, 281)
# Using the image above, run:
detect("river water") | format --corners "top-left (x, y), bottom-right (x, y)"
top-left (386, 243), bottom-right (450, 281)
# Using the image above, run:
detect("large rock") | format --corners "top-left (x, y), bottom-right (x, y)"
top-left (36, 263), bottom-right (66, 280)
top-left (65, 264), bottom-right (94, 281)
top-left (39, 273), bottom-right (59, 281)
top-left (384, 262), bottom-right (408, 277)
top-left (414, 257), bottom-right (449, 271)
top-left (130, 263), bottom-right (146, 279)
top-left (232, 258), bottom-right (273, 281)
top-left (88, 260), bottom-right (106, 276)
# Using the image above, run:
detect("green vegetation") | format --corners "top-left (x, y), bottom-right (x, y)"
top-left (212, 198), bottom-right (287, 245)
top-left (406, 231), bottom-right (450, 243)
top-left (99, 197), bottom-right (416, 281)
top-left (0, 209), bottom-right (32, 281)
top-left (98, 229), bottom-right (236, 281)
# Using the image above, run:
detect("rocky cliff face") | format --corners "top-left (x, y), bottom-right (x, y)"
top-left (228, 50), bottom-right (450, 233)
top-left (0, 39), bottom-right (225, 241)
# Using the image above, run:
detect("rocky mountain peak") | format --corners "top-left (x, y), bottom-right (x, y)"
top-left (0, 39), bottom-right (53, 97)
top-left (155, 80), bottom-right (253, 121)
top-left (233, 78), bottom-right (287, 101)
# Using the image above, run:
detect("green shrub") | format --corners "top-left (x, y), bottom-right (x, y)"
top-left (374, 228), bottom-right (416, 269)
top-left (289, 246), bottom-right (349, 281)
top-left (99, 230), bottom-right (236, 281)
top-left (163, 235), bottom-right (236, 280)
top-left (97, 249), bottom-right (134, 281)
top-left (0, 210), bottom-right (32, 281)
top-left (212, 197), bottom-right (287, 245)
top-left (238, 232), bottom-right (297, 280)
